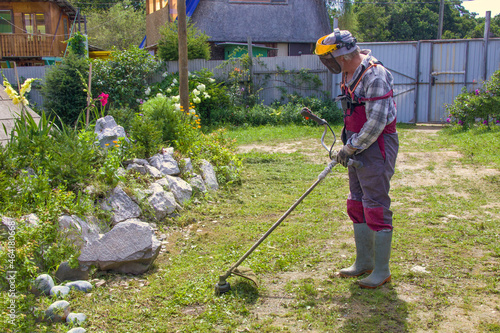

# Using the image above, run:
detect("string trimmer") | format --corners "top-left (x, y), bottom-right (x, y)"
top-left (214, 108), bottom-right (362, 295)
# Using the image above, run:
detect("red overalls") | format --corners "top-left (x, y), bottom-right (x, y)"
top-left (340, 60), bottom-right (399, 232)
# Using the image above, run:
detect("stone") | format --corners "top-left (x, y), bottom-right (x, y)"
top-left (20, 213), bottom-right (40, 226)
top-left (94, 115), bottom-right (129, 148)
top-left (33, 274), bottom-right (55, 296)
top-left (411, 265), bottom-right (430, 274)
top-left (66, 313), bottom-right (87, 325)
top-left (147, 183), bottom-right (177, 219)
top-left (164, 175), bottom-right (192, 205)
top-left (200, 159), bottom-right (219, 191)
top-left (50, 285), bottom-right (70, 298)
top-left (58, 215), bottom-right (101, 248)
top-left (0, 216), bottom-right (16, 238)
top-left (145, 165), bottom-right (163, 178)
top-left (182, 158), bottom-right (193, 174)
top-left (55, 262), bottom-right (89, 283)
top-left (78, 220), bottom-right (161, 275)
top-left (45, 300), bottom-right (70, 322)
top-left (107, 186), bottom-right (142, 224)
top-left (67, 328), bottom-right (86, 333)
top-left (189, 174), bottom-right (207, 193)
top-left (66, 280), bottom-right (93, 293)
top-left (148, 152), bottom-right (180, 176)
top-left (126, 163), bottom-right (147, 175)
top-left (123, 158), bottom-right (149, 167)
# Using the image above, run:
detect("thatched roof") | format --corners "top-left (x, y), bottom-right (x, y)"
top-left (191, 0), bottom-right (331, 43)
top-left (0, 88), bottom-right (40, 146)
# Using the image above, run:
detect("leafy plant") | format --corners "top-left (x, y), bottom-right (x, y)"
top-left (91, 46), bottom-right (161, 109)
top-left (445, 69), bottom-right (500, 129)
top-left (157, 19), bottom-right (211, 61)
top-left (41, 53), bottom-right (89, 127)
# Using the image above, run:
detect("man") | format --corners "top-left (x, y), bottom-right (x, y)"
top-left (315, 29), bottom-right (398, 289)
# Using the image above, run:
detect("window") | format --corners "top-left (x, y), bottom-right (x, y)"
top-left (23, 13), bottom-right (46, 35)
top-left (35, 13), bottom-right (46, 34)
top-left (24, 13), bottom-right (34, 34)
top-left (0, 10), bottom-right (13, 33)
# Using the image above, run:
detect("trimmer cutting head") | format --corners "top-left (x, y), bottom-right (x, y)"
top-left (214, 279), bottom-right (231, 295)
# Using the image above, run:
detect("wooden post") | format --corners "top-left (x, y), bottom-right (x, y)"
top-left (86, 63), bottom-right (92, 126)
top-left (483, 11), bottom-right (491, 82)
top-left (247, 36), bottom-right (253, 82)
top-left (437, 0), bottom-right (444, 39)
top-left (13, 62), bottom-right (24, 118)
top-left (178, 0), bottom-right (189, 114)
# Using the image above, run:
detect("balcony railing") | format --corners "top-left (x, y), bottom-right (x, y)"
top-left (0, 33), bottom-right (66, 59)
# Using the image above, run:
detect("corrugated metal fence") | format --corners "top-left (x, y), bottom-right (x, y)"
top-left (3, 38), bottom-right (499, 123)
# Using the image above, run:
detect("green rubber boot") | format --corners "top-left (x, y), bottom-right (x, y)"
top-left (339, 223), bottom-right (374, 278)
top-left (358, 230), bottom-right (392, 288)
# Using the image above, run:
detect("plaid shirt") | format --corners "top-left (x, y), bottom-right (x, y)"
top-left (346, 50), bottom-right (397, 151)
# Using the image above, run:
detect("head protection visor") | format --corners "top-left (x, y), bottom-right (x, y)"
top-left (319, 52), bottom-right (342, 74)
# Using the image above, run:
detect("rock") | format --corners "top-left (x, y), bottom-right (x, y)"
top-left (66, 313), bottom-right (87, 325)
top-left (147, 183), bottom-right (177, 219)
top-left (95, 115), bottom-right (129, 148)
top-left (55, 262), bottom-right (89, 283)
top-left (145, 165), bottom-right (163, 178)
top-left (107, 186), bottom-right (142, 224)
top-left (189, 174), bottom-right (207, 193)
top-left (20, 213), bottom-right (40, 226)
top-left (126, 163), bottom-right (147, 175)
top-left (45, 300), bottom-right (70, 322)
top-left (67, 328), bottom-right (86, 333)
top-left (58, 215), bottom-right (101, 248)
top-left (0, 216), bottom-right (16, 238)
top-left (200, 159), bottom-right (219, 191)
top-left (411, 265), bottom-right (430, 274)
top-left (50, 285), bottom-right (70, 298)
top-left (66, 280), bottom-right (93, 293)
top-left (164, 175), bottom-right (192, 205)
top-left (182, 158), bottom-right (193, 173)
top-left (124, 158), bottom-right (149, 166)
top-left (78, 220), bottom-right (161, 275)
top-left (33, 274), bottom-right (55, 296)
top-left (148, 152), bottom-right (180, 176)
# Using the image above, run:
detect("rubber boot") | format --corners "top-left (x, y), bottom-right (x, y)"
top-left (358, 230), bottom-right (392, 288)
top-left (339, 223), bottom-right (374, 278)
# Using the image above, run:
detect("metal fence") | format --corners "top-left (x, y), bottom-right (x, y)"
top-left (3, 38), bottom-right (499, 124)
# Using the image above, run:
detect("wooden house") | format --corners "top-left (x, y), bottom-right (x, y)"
top-left (0, 0), bottom-right (81, 67)
top-left (145, 0), bottom-right (331, 60)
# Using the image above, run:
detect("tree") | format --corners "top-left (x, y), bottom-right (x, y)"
top-left (157, 20), bottom-right (211, 61)
top-left (41, 53), bottom-right (89, 127)
top-left (84, 1), bottom-right (146, 50)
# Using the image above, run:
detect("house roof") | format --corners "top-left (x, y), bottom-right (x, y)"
top-left (0, 88), bottom-right (40, 146)
top-left (190, 0), bottom-right (331, 44)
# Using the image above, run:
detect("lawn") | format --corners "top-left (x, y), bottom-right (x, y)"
top-left (25, 124), bottom-right (500, 332)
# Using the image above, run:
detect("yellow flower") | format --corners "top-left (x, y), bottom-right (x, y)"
top-left (20, 96), bottom-right (29, 106)
top-left (105, 143), bottom-right (110, 146)
top-left (115, 144), bottom-right (120, 147)
top-left (113, 140), bottom-right (118, 144)
top-left (20, 78), bottom-right (35, 95)
top-left (5, 85), bottom-right (18, 99)
top-left (11, 95), bottom-right (20, 105)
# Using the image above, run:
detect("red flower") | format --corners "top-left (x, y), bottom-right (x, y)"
top-left (98, 93), bottom-right (109, 106)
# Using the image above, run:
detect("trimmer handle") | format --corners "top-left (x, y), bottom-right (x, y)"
top-left (301, 108), bottom-right (327, 126)
top-left (348, 159), bottom-right (363, 169)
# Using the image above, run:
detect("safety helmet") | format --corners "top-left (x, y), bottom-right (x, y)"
top-left (315, 29), bottom-right (357, 74)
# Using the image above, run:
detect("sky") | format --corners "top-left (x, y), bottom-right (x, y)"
top-left (461, 0), bottom-right (500, 18)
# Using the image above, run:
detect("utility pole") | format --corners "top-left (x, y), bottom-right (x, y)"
top-left (178, 0), bottom-right (189, 114)
top-left (437, 0), bottom-right (445, 39)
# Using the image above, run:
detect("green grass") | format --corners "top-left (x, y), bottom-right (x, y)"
top-left (4, 124), bottom-right (500, 332)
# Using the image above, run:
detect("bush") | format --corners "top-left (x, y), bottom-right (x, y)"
top-left (157, 20), bottom-right (211, 61)
top-left (91, 46), bottom-right (161, 109)
top-left (41, 53), bottom-right (88, 127)
top-left (445, 70), bottom-right (500, 128)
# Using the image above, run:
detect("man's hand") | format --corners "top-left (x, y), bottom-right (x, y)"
top-left (335, 144), bottom-right (357, 167)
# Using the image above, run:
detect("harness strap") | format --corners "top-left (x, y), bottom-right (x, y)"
top-left (358, 89), bottom-right (394, 102)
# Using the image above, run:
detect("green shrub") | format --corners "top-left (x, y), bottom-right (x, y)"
top-left (91, 46), bottom-right (161, 109)
top-left (157, 20), bottom-right (211, 61)
top-left (41, 53), bottom-right (89, 127)
top-left (445, 70), bottom-right (500, 128)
